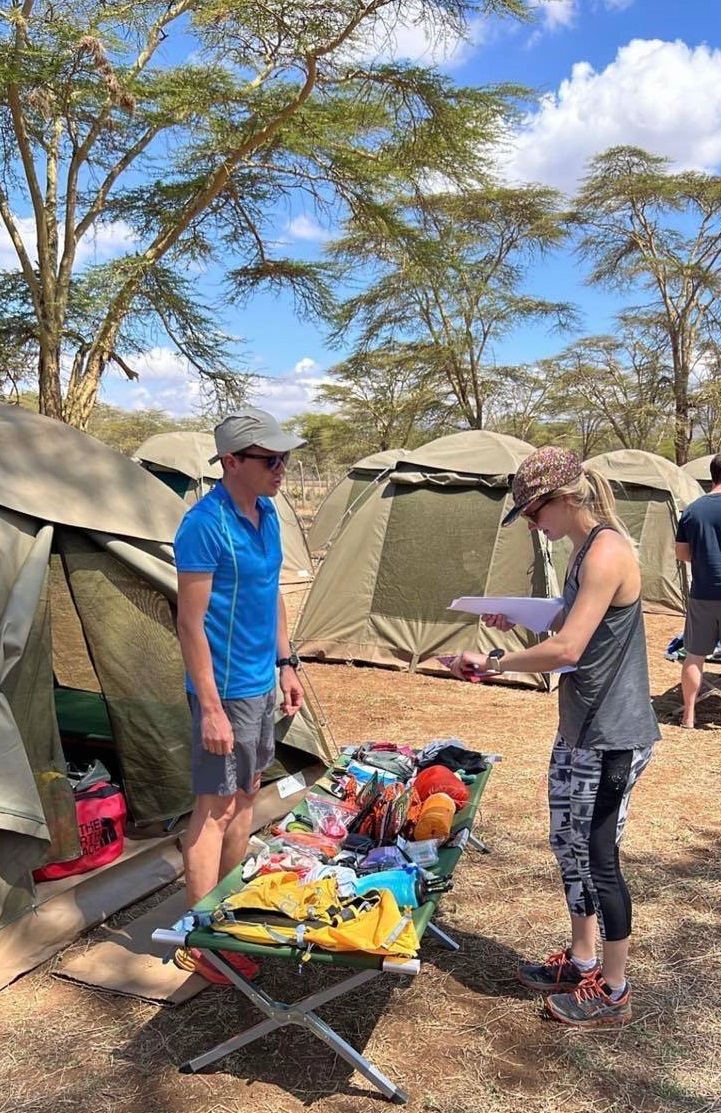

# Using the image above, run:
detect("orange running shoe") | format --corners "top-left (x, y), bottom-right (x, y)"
top-left (545, 970), bottom-right (632, 1028)
top-left (517, 947), bottom-right (599, 993)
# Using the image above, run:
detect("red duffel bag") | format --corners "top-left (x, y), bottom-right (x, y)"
top-left (33, 765), bottom-right (127, 882)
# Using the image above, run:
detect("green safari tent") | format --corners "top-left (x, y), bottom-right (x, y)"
top-left (585, 448), bottom-right (704, 613)
top-left (681, 454), bottom-right (715, 493)
top-left (133, 430), bottom-right (313, 586)
top-left (307, 449), bottom-right (410, 555)
top-left (296, 430), bottom-right (562, 688)
top-left (0, 405), bottom-right (331, 957)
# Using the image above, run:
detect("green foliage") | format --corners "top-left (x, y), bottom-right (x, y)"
top-left (284, 411), bottom-right (367, 469)
top-left (320, 346), bottom-right (455, 450)
top-left (572, 145), bottom-right (721, 463)
top-left (330, 183), bottom-right (574, 429)
top-left (540, 312), bottom-right (675, 454)
top-left (86, 403), bottom-right (206, 455)
top-left (0, 0), bottom-right (532, 428)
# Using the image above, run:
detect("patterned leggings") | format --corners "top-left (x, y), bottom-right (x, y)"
top-left (548, 734), bottom-right (654, 942)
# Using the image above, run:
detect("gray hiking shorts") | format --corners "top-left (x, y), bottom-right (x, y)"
top-left (684, 598), bottom-right (721, 657)
top-left (188, 689), bottom-right (275, 796)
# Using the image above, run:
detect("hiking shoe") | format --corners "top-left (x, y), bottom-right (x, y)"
top-left (517, 947), bottom-right (599, 992)
top-left (545, 970), bottom-right (632, 1028)
top-left (174, 947), bottom-right (260, 985)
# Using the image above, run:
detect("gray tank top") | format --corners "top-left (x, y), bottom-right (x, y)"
top-left (558, 525), bottom-right (661, 751)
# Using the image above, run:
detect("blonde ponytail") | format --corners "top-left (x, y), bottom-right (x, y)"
top-left (552, 467), bottom-right (637, 553)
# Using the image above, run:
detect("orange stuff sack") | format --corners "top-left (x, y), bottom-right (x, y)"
top-left (413, 766), bottom-right (469, 809)
top-left (413, 792), bottom-right (456, 841)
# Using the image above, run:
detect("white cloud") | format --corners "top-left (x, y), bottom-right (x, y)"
top-left (251, 360), bottom-right (334, 422)
top-left (105, 348), bottom-right (336, 423)
top-left (100, 346), bottom-right (201, 417)
top-left (74, 220), bottom-right (138, 264)
top-left (0, 216), bottom-right (36, 270)
top-left (125, 347), bottom-right (191, 382)
top-left (536, 0), bottom-right (577, 32)
top-left (293, 357), bottom-right (320, 376)
top-left (524, 0), bottom-right (577, 50)
top-left (0, 214), bottom-right (138, 271)
top-left (285, 215), bottom-right (332, 242)
top-left (345, 1), bottom-right (480, 68)
top-left (502, 39), bottom-right (721, 192)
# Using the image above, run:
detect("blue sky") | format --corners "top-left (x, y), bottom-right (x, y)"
top-left (4, 0), bottom-right (719, 421)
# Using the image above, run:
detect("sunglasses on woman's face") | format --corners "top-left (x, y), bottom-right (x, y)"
top-left (234, 451), bottom-right (290, 470)
top-left (522, 492), bottom-right (559, 524)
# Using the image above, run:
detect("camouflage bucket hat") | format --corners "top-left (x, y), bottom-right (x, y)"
top-left (502, 446), bottom-right (583, 527)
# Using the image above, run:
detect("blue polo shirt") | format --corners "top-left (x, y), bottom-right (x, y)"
top-left (173, 482), bottom-right (282, 698)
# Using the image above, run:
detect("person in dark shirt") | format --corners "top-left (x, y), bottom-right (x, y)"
top-left (675, 453), bottom-right (721, 728)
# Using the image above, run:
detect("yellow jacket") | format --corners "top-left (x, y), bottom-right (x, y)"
top-left (209, 871), bottom-right (419, 958)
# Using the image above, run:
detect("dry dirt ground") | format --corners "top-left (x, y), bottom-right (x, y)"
top-left (2, 613), bottom-right (721, 1113)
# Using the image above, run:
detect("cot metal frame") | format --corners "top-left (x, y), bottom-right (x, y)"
top-left (151, 764), bottom-right (492, 1103)
top-left (153, 927), bottom-right (419, 1103)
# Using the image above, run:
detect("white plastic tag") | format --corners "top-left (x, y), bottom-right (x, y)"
top-left (276, 771), bottom-right (306, 799)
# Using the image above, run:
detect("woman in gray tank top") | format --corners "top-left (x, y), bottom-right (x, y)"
top-left (450, 446), bottom-right (660, 1029)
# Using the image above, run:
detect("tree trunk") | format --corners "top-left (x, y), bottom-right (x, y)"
top-left (62, 352), bottom-right (106, 430)
top-left (674, 394), bottom-right (690, 465)
top-left (38, 345), bottom-right (63, 419)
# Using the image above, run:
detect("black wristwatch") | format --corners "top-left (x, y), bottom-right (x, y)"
top-left (276, 653), bottom-right (300, 670)
top-left (486, 648), bottom-right (505, 674)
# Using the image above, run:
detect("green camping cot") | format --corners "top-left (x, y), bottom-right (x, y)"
top-left (152, 764), bottom-right (492, 1104)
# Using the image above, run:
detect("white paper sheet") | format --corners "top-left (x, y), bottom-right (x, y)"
top-left (447, 594), bottom-right (565, 635)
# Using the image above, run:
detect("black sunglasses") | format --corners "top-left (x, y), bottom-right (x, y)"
top-left (522, 492), bottom-right (559, 524)
top-left (234, 450), bottom-right (290, 470)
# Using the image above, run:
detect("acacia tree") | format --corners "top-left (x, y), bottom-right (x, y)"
top-left (484, 361), bottom-right (555, 442)
top-left (0, 0), bottom-right (530, 428)
top-left (573, 145), bottom-right (721, 464)
top-left (319, 346), bottom-right (455, 449)
top-left (689, 342), bottom-right (721, 452)
top-left (330, 184), bottom-right (574, 428)
top-left (540, 313), bottom-right (675, 453)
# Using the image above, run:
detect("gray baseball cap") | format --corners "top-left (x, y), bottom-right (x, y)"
top-left (209, 408), bottom-right (306, 464)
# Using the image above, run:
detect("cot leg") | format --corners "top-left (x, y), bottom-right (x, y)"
top-left (301, 1007), bottom-right (408, 1102)
top-left (467, 832), bottom-right (490, 853)
top-left (181, 1015), bottom-right (279, 1072)
top-left (179, 959), bottom-right (408, 1103)
top-left (425, 922), bottom-right (459, 951)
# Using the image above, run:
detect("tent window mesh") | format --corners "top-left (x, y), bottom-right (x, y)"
top-left (371, 485), bottom-right (503, 622)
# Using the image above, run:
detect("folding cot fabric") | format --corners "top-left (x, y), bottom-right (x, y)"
top-left (152, 764), bottom-right (492, 1104)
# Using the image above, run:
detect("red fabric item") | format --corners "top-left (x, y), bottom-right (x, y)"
top-left (33, 781), bottom-right (127, 881)
top-left (413, 765), bottom-right (469, 810)
top-left (174, 948), bottom-right (260, 983)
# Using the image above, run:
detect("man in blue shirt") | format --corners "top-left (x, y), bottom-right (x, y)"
top-left (675, 452), bottom-right (721, 728)
top-left (173, 408), bottom-right (305, 981)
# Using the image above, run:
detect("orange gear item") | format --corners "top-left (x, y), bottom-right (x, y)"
top-left (413, 765), bottom-right (470, 809)
top-left (413, 792), bottom-right (456, 841)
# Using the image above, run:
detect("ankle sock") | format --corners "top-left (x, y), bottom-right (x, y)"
top-left (605, 980), bottom-right (628, 1001)
top-left (570, 953), bottom-right (597, 973)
